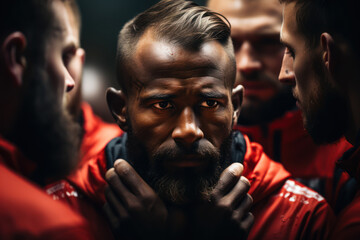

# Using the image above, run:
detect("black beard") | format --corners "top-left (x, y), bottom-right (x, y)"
top-left (238, 85), bottom-right (296, 125)
top-left (7, 63), bottom-right (81, 185)
top-left (302, 56), bottom-right (347, 145)
top-left (126, 129), bottom-right (233, 205)
top-left (304, 88), bottom-right (347, 144)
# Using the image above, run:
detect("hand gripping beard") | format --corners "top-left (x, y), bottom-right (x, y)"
top-left (126, 128), bottom-right (233, 205)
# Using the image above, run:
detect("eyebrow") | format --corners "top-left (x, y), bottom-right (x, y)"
top-left (140, 91), bottom-right (227, 103)
top-left (198, 91), bottom-right (227, 99)
top-left (140, 94), bottom-right (177, 103)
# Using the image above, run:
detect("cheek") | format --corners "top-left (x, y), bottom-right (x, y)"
top-left (129, 107), bottom-right (173, 151)
top-left (46, 58), bottom-right (66, 100)
top-left (201, 108), bottom-right (233, 148)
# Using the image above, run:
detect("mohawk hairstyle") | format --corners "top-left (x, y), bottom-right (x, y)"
top-left (116, 0), bottom-right (234, 95)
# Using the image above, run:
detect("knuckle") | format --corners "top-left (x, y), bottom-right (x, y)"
top-left (217, 198), bottom-right (233, 213)
top-left (128, 201), bottom-right (143, 213)
top-left (141, 193), bottom-right (155, 207)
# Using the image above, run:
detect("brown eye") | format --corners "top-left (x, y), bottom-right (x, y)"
top-left (200, 100), bottom-right (218, 108)
top-left (153, 101), bottom-right (173, 109)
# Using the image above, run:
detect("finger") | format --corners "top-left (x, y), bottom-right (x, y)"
top-left (105, 186), bottom-right (129, 220)
top-left (105, 168), bottom-right (137, 209)
top-left (211, 163), bottom-right (244, 201)
top-left (103, 202), bottom-right (121, 233)
top-left (113, 159), bottom-right (155, 197)
top-left (222, 176), bottom-right (251, 210)
top-left (239, 212), bottom-right (254, 234)
top-left (231, 193), bottom-right (253, 221)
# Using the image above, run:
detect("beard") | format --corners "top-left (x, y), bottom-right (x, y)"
top-left (303, 85), bottom-right (347, 144)
top-left (302, 57), bottom-right (348, 144)
top-left (126, 129), bottom-right (233, 205)
top-left (7, 63), bottom-right (81, 184)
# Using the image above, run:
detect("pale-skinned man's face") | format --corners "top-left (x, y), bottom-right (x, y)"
top-left (279, 2), bottom-right (347, 143)
top-left (12, 0), bottom-right (81, 180)
top-left (117, 30), bottom-right (241, 204)
top-left (208, 0), bottom-right (294, 125)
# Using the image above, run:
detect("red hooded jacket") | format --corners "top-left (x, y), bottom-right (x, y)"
top-left (61, 131), bottom-right (334, 239)
top-left (330, 145), bottom-right (360, 239)
top-left (44, 103), bottom-right (122, 240)
top-left (0, 137), bottom-right (93, 240)
top-left (236, 110), bottom-right (352, 205)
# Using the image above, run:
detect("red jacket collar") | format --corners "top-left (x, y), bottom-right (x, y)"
top-left (0, 136), bottom-right (36, 178)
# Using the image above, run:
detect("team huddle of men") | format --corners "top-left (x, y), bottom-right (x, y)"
top-left (1, 0), bottom-right (359, 239)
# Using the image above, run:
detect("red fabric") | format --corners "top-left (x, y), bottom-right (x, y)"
top-left (330, 146), bottom-right (360, 239)
top-left (0, 137), bottom-right (93, 240)
top-left (242, 135), bottom-right (335, 240)
top-left (44, 103), bottom-right (122, 240)
top-left (78, 102), bottom-right (123, 166)
top-left (236, 110), bottom-right (351, 179)
top-left (63, 133), bottom-right (334, 240)
top-left (330, 191), bottom-right (360, 240)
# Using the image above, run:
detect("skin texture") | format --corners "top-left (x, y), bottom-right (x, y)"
top-left (0, 0), bottom-right (81, 181)
top-left (279, 2), bottom-right (348, 144)
top-left (44, 0), bottom-right (78, 101)
top-left (207, 0), bottom-right (294, 125)
top-left (105, 30), bottom-right (253, 238)
top-left (62, 5), bottom-right (85, 120)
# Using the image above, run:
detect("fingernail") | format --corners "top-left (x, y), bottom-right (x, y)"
top-left (240, 176), bottom-right (251, 186)
top-left (228, 162), bottom-right (244, 176)
top-left (114, 159), bottom-right (124, 167)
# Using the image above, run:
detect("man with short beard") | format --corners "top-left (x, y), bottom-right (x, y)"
top-left (206, 0), bottom-right (352, 201)
top-left (43, 2), bottom-right (123, 239)
top-left (0, 0), bottom-right (93, 239)
top-left (279, 0), bottom-right (360, 238)
top-left (80, 0), bottom-right (335, 239)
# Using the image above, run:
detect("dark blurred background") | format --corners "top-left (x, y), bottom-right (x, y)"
top-left (77, 0), bottom-right (207, 122)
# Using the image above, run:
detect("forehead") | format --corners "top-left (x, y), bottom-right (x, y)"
top-left (129, 29), bottom-right (234, 87)
top-left (48, 0), bottom-right (79, 45)
top-left (280, 2), bottom-right (301, 44)
top-left (209, 0), bottom-right (282, 36)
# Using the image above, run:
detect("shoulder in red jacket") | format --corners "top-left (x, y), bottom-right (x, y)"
top-left (242, 134), bottom-right (335, 240)
top-left (0, 138), bottom-right (93, 240)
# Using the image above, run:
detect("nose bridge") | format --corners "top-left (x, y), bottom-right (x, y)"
top-left (278, 52), bottom-right (295, 85)
top-left (172, 106), bottom-right (204, 145)
top-left (236, 41), bottom-right (262, 74)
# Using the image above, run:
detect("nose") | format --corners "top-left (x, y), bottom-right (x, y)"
top-left (236, 41), bottom-right (262, 76)
top-left (64, 69), bottom-right (75, 92)
top-left (172, 107), bottom-right (204, 147)
top-left (278, 51), bottom-right (295, 85)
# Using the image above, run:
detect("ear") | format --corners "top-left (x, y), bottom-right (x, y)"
top-left (320, 33), bottom-right (335, 73)
top-left (106, 87), bottom-right (129, 131)
top-left (1, 32), bottom-right (27, 86)
top-left (231, 85), bottom-right (244, 124)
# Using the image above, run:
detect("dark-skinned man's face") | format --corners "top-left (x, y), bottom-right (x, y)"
top-left (113, 30), bottom-right (242, 204)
